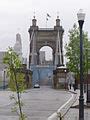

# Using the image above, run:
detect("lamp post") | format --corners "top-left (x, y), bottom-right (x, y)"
top-left (64, 69), bottom-right (67, 90)
top-left (85, 48), bottom-right (89, 104)
top-left (3, 69), bottom-right (6, 90)
top-left (77, 9), bottom-right (85, 120)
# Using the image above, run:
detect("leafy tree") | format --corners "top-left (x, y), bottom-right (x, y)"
top-left (3, 47), bottom-right (26, 120)
top-left (65, 24), bottom-right (88, 80)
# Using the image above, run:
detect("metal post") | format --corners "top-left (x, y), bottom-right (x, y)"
top-left (64, 69), bottom-right (67, 90)
top-left (86, 49), bottom-right (89, 103)
top-left (78, 20), bottom-right (84, 120)
top-left (3, 70), bottom-right (5, 90)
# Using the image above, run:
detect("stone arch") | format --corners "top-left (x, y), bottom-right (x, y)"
top-left (28, 17), bottom-right (64, 67)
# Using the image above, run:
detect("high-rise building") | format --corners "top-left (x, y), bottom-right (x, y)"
top-left (14, 33), bottom-right (22, 61)
top-left (39, 51), bottom-right (45, 64)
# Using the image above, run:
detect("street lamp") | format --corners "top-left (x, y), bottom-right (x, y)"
top-left (64, 69), bottom-right (67, 90)
top-left (77, 9), bottom-right (85, 120)
top-left (85, 48), bottom-right (89, 103)
top-left (3, 69), bottom-right (6, 90)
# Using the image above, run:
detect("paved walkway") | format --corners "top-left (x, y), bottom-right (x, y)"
top-left (63, 89), bottom-right (90, 120)
top-left (1, 87), bottom-right (90, 120)
top-left (47, 87), bottom-right (90, 120)
top-left (0, 86), bottom-right (72, 120)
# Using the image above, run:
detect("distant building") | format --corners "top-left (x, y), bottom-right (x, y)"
top-left (45, 60), bottom-right (53, 65)
top-left (0, 52), bottom-right (7, 84)
top-left (39, 51), bottom-right (45, 64)
top-left (14, 33), bottom-right (22, 61)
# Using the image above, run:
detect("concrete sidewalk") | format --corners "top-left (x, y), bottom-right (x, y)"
top-left (0, 91), bottom-right (14, 107)
top-left (0, 86), bottom-right (72, 120)
top-left (1, 88), bottom-right (89, 120)
top-left (48, 88), bottom-right (90, 120)
top-left (0, 90), bottom-right (19, 120)
top-left (63, 89), bottom-right (90, 120)
top-left (47, 88), bottom-right (77, 120)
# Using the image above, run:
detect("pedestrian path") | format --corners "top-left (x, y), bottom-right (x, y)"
top-left (48, 88), bottom-right (90, 120)
top-left (1, 87), bottom-right (90, 120)
top-left (0, 91), bottom-right (14, 107)
top-left (63, 89), bottom-right (90, 120)
top-left (0, 86), bottom-right (72, 120)
top-left (47, 87), bottom-right (77, 120)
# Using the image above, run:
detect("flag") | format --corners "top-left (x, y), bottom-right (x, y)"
top-left (47, 13), bottom-right (51, 18)
top-left (46, 13), bottom-right (51, 21)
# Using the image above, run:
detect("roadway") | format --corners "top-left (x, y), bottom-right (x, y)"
top-left (0, 86), bottom-right (71, 120)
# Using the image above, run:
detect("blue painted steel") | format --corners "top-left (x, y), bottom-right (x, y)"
top-left (30, 65), bottom-right (55, 86)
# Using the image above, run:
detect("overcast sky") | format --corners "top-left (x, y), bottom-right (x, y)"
top-left (0, 0), bottom-right (90, 59)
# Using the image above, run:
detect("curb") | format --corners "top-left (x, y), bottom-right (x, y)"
top-left (47, 91), bottom-right (77, 120)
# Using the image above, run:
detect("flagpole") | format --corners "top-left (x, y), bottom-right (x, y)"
top-left (46, 13), bottom-right (51, 29)
top-left (46, 18), bottom-right (48, 28)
